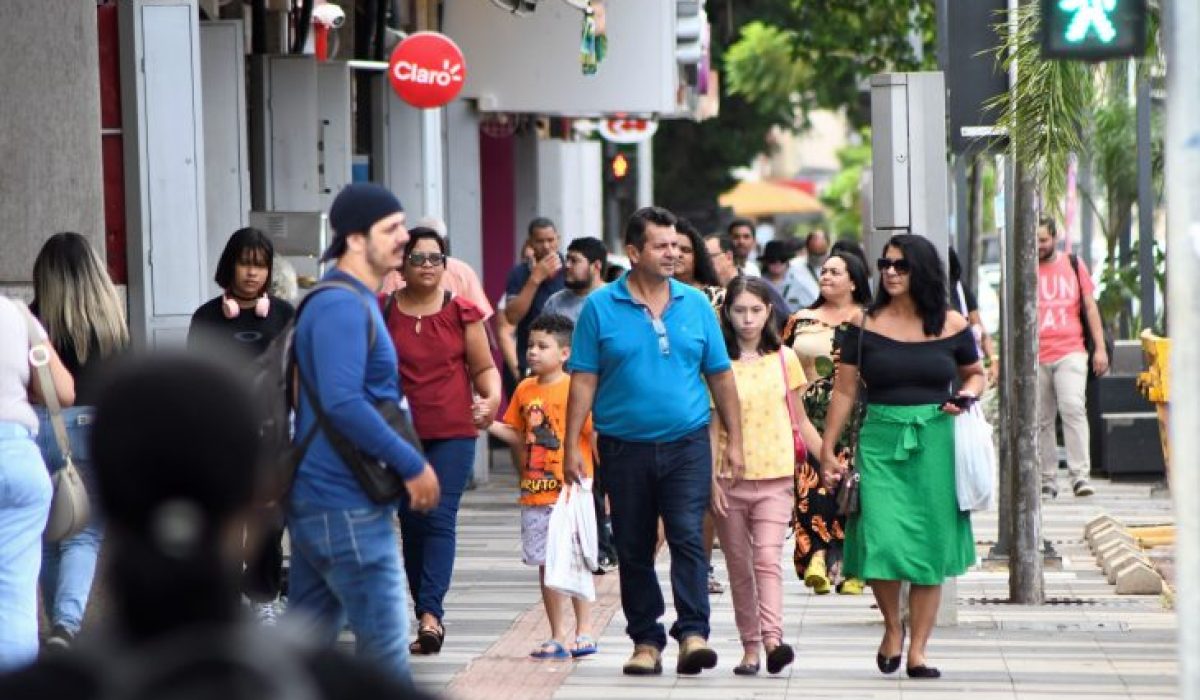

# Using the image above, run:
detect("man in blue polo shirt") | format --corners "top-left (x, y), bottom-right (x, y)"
top-left (563, 207), bottom-right (745, 677)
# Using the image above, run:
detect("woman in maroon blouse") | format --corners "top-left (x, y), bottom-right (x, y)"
top-left (381, 228), bottom-right (501, 655)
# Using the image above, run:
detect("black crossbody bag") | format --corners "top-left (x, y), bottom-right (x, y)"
top-left (295, 295), bottom-right (424, 504)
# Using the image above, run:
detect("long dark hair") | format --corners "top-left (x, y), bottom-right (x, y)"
top-left (810, 251), bottom-right (872, 309)
top-left (870, 234), bottom-right (949, 337)
top-left (676, 218), bottom-right (720, 287)
top-left (721, 276), bottom-right (782, 359)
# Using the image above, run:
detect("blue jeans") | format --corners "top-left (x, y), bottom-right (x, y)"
top-left (0, 422), bottom-right (52, 671)
top-left (34, 406), bottom-right (103, 635)
top-left (398, 437), bottom-right (476, 621)
top-left (286, 500), bottom-right (411, 684)
top-left (599, 426), bottom-right (712, 649)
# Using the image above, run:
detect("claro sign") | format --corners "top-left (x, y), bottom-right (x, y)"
top-left (388, 32), bottom-right (467, 109)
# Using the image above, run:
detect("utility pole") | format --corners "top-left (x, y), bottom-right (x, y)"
top-left (1165, 0), bottom-right (1200, 695)
top-left (1135, 72), bottom-right (1155, 332)
top-left (1006, 0), bottom-right (1044, 604)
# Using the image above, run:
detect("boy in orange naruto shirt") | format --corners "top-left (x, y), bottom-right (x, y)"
top-left (490, 314), bottom-right (596, 660)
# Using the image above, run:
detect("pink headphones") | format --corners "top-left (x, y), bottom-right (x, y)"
top-left (222, 294), bottom-right (270, 319)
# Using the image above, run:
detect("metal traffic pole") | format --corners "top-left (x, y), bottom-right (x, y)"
top-left (1164, 0), bottom-right (1200, 696)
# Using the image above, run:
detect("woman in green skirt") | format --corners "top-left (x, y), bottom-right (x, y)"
top-left (819, 234), bottom-right (986, 680)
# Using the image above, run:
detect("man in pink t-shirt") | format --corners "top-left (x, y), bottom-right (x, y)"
top-left (1036, 217), bottom-right (1109, 499)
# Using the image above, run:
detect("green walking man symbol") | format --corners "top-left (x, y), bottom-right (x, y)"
top-left (1059, 0), bottom-right (1118, 43)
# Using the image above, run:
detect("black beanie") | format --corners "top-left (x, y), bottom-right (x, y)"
top-left (321, 183), bottom-right (404, 262)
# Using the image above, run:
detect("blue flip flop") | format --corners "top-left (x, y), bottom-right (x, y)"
top-left (530, 640), bottom-right (570, 660)
top-left (571, 635), bottom-right (598, 658)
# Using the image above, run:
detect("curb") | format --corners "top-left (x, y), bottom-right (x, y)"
top-left (1084, 514), bottom-right (1164, 595)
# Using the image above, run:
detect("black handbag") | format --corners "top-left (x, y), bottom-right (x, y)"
top-left (297, 369), bottom-right (422, 504)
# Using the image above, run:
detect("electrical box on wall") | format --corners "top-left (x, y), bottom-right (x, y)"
top-left (119, 0), bottom-right (209, 347)
top-left (250, 55), bottom-right (353, 215)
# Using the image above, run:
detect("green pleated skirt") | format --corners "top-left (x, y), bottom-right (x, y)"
top-left (843, 403), bottom-right (976, 585)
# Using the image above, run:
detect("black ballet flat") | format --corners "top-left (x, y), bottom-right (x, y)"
top-left (766, 643), bottom-right (795, 674)
top-left (905, 664), bottom-right (942, 679)
top-left (876, 652), bottom-right (901, 674)
top-left (876, 626), bottom-right (904, 674)
top-left (733, 662), bottom-right (760, 676)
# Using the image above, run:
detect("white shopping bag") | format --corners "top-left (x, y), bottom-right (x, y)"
top-left (544, 480), bottom-right (598, 601)
top-left (954, 404), bottom-right (996, 512)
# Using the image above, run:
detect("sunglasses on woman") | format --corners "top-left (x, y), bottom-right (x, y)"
top-left (407, 252), bottom-right (446, 267)
top-left (876, 257), bottom-right (911, 274)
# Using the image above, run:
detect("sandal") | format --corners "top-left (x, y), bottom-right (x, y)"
top-left (570, 635), bottom-right (598, 658)
top-left (530, 639), bottom-right (570, 660)
top-left (410, 621), bottom-right (444, 655)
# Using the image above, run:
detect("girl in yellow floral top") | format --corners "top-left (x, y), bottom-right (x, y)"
top-left (710, 276), bottom-right (822, 676)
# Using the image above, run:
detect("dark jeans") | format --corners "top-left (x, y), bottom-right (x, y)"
top-left (397, 437), bottom-right (476, 622)
top-left (599, 426), bottom-right (712, 650)
top-left (593, 458), bottom-right (617, 563)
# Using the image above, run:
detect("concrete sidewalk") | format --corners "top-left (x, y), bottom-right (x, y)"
top-left (416, 457), bottom-right (1177, 700)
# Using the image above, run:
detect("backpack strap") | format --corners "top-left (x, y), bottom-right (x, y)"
top-left (299, 280), bottom-right (378, 351)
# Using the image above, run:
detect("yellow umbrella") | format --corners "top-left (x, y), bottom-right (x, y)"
top-left (718, 180), bottom-right (824, 218)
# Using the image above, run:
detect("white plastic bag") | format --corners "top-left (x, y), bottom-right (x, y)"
top-left (954, 404), bottom-right (996, 511)
top-left (544, 480), bottom-right (598, 601)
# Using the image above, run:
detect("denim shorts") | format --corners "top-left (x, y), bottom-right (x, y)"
top-left (521, 505), bottom-right (553, 566)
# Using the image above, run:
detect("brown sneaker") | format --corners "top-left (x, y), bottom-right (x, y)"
top-left (676, 635), bottom-right (718, 675)
top-left (622, 644), bottom-right (663, 675)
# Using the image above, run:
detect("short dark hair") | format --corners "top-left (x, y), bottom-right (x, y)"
top-left (567, 236), bottom-right (608, 271)
top-left (1038, 216), bottom-right (1058, 237)
top-left (528, 217), bottom-right (557, 237)
top-left (727, 217), bottom-right (755, 235)
top-left (529, 313), bottom-right (574, 348)
top-left (402, 227), bottom-right (447, 261)
top-left (720, 276), bottom-right (782, 359)
top-left (871, 234), bottom-right (949, 337)
top-left (704, 233), bottom-right (734, 256)
top-left (214, 227), bottom-right (274, 293)
top-left (624, 206), bottom-right (677, 251)
top-left (805, 229), bottom-right (829, 247)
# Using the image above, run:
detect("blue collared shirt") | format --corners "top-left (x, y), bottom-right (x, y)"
top-left (568, 273), bottom-right (731, 442)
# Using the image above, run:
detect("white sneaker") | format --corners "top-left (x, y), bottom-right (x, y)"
top-left (255, 602), bottom-right (279, 626)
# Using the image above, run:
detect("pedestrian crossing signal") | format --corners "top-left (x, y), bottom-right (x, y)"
top-left (611, 153), bottom-right (630, 180)
top-left (1040, 0), bottom-right (1146, 60)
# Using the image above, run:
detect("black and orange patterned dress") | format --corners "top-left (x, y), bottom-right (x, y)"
top-left (782, 310), bottom-right (861, 584)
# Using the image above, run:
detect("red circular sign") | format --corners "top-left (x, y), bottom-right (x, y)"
top-left (388, 32), bottom-right (467, 109)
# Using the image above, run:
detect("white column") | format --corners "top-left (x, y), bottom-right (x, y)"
top-left (1166, 0), bottom-right (1200, 696)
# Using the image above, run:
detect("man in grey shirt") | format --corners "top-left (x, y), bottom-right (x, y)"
top-left (537, 236), bottom-right (616, 570)
top-left (541, 237), bottom-right (607, 323)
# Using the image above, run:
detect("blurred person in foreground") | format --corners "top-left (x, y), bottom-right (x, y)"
top-left (0, 355), bottom-right (436, 699)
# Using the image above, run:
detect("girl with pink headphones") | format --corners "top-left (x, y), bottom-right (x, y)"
top-left (188, 228), bottom-right (295, 360)
top-left (187, 228), bottom-right (296, 626)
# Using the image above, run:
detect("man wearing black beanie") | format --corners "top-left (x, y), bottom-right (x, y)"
top-left (288, 182), bottom-right (440, 683)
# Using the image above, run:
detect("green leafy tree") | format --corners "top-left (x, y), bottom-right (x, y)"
top-left (724, 0), bottom-right (937, 127)
top-left (990, 2), bottom-right (1164, 334)
top-left (819, 134), bottom-right (871, 240)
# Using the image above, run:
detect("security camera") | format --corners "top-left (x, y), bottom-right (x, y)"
top-left (312, 3), bottom-right (346, 29)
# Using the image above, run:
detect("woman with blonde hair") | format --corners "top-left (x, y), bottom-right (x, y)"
top-left (30, 232), bottom-right (129, 650)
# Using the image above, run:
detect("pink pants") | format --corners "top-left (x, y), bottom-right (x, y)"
top-left (713, 476), bottom-right (794, 652)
